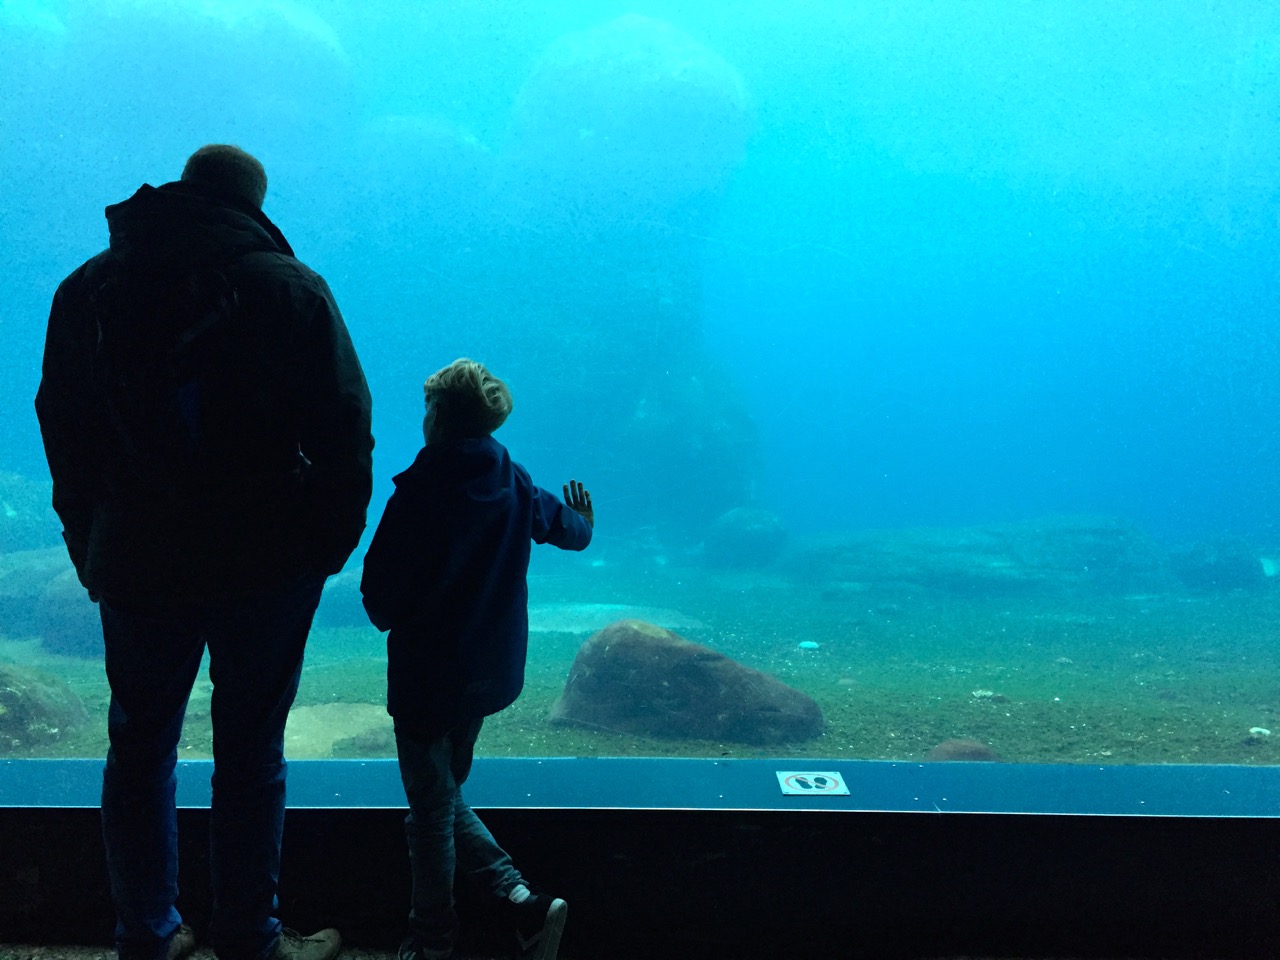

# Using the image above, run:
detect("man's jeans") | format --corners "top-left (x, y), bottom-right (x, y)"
top-left (395, 718), bottom-right (524, 958)
top-left (99, 576), bottom-right (325, 960)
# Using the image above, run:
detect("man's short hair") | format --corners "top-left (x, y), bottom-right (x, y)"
top-left (181, 144), bottom-right (268, 209)
top-left (424, 358), bottom-right (513, 438)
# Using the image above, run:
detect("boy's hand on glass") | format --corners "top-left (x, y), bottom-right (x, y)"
top-left (563, 479), bottom-right (594, 527)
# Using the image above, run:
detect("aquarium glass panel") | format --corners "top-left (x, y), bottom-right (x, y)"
top-left (2, 2), bottom-right (1278, 784)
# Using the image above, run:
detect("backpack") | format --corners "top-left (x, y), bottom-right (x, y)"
top-left (90, 260), bottom-right (243, 497)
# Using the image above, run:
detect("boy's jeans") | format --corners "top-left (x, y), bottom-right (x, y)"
top-left (395, 718), bottom-right (524, 958)
top-left (99, 576), bottom-right (325, 960)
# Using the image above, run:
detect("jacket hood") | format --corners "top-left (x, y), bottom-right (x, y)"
top-left (105, 180), bottom-right (295, 270)
top-left (397, 436), bottom-right (511, 498)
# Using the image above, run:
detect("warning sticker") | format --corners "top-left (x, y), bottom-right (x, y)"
top-left (775, 771), bottom-right (850, 796)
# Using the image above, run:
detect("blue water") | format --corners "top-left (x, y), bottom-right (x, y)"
top-left (3, 0), bottom-right (1278, 551)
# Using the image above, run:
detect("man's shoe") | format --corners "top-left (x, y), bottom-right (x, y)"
top-left (506, 885), bottom-right (567, 960)
top-left (271, 927), bottom-right (342, 960)
top-left (165, 925), bottom-right (197, 960)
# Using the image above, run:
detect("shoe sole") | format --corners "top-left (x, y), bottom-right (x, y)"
top-left (518, 898), bottom-right (567, 960)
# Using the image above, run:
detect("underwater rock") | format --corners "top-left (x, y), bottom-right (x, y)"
top-left (0, 547), bottom-right (104, 657)
top-left (1170, 537), bottom-right (1266, 592)
top-left (550, 619), bottom-right (824, 745)
top-left (313, 566), bottom-right (369, 629)
top-left (616, 362), bottom-right (761, 544)
top-left (0, 663), bottom-right (90, 751)
top-left (502, 14), bottom-right (753, 220)
top-left (529, 602), bottom-right (704, 635)
top-left (0, 547), bottom-right (71, 638)
top-left (330, 726), bottom-right (396, 759)
top-left (0, 472), bottom-right (61, 554)
top-left (702, 506), bottom-right (788, 569)
top-left (792, 516), bottom-right (1176, 598)
top-left (285, 702), bottom-right (389, 759)
top-left (925, 738), bottom-right (1003, 762)
top-left (0, 547), bottom-right (102, 657)
top-left (0, 547), bottom-right (102, 659)
top-left (36, 568), bottom-right (102, 658)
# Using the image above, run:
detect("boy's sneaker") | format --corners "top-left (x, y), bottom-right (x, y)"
top-left (271, 927), bottom-right (342, 960)
top-left (505, 885), bottom-right (567, 960)
top-left (165, 925), bottom-right (197, 960)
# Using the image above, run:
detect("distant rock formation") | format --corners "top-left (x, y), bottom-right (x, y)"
top-left (0, 547), bottom-right (102, 657)
top-left (470, 15), bottom-right (761, 549)
top-left (313, 566), bottom-right (368, 629)
top-left (703, 506), bottom-right (788, 569)
top-left (1170, 537), bottom-right (1267, 592)
top-left (502, 13), bottom-right (753, 223)
top-left (36, 568), bottom-right (102, 658)
top-left (0, 471), bottom-right (61, 554)
top-left (550, 619), bottom-right (824, 745)
top-left (0, 547), bottom-right (68, 637)
top-left (791, 515), bottom-right (1178, 598)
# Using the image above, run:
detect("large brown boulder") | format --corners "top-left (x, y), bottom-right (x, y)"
top-left (550, 619), bottom-right (823, 745)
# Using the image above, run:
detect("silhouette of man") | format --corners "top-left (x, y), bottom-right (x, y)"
top-left (36, 144), bottom-right (374, 960)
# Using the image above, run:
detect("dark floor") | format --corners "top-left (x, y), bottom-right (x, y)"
top-left (0, 949), bottom-right (1134, 960)
top-left (0, 953), bottom-right (1126, 960)
top-left (2, 952), bottom-right (408, 960)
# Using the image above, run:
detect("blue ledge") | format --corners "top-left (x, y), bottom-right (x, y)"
top-left (2, 757), bottom-right (1279, 817)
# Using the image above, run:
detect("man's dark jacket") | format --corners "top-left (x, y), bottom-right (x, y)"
top-left (360, 436), bottom-right (592, 732)
top-left (36, 180), bottom-right (374, 610)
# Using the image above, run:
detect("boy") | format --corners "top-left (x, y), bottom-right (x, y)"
top-left (361, 358), bottom-right (594, 960)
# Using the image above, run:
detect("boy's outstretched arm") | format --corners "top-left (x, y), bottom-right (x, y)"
top-left (532, 479), bottom-right (593, 550)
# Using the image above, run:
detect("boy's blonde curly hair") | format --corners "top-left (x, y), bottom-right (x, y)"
top-left (424, 358), bottom-right (513, 438)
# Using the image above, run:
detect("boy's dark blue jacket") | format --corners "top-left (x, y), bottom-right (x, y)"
top-left (361, 435), bottom-right (592, 732)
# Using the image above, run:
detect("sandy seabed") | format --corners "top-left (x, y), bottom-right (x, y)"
top-left (4, 563), bottom-right (1279, 769)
